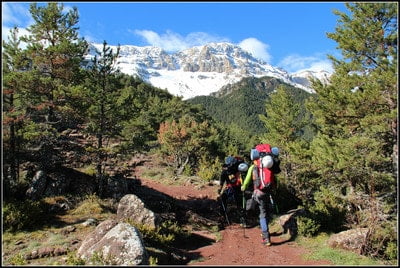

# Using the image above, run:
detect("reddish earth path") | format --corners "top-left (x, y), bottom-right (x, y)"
top-left (139, 177), bottom-right (332, 266)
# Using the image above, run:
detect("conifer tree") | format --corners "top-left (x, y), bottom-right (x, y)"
top-left (306, 3), bottom-right (397, 258)
top-left (17, 2), bottom-right (87, 169)
top-left (259, 85), bottom-right (312, 200)
top-left (84, 41), bottom-right (121, 196)
top-left (307, 2), bottom-right (397, 195)
top-left (21, 2), bottom-right (87, 125)
top-left (2, 27), bottom-right (32, 189)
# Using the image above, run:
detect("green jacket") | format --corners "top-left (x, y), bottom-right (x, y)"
top-left (241, 164), bottom-right (255, 191)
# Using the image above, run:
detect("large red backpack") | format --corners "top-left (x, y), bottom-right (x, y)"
top-left (250, 144), bottom-right (275, 192)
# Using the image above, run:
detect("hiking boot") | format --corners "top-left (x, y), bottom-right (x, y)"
top-left (261, 233), bottom-right (271, 246)
top-left (262, 237), bottom-right (271, 246)
top-left (240, 217), bottom-right (247, 228)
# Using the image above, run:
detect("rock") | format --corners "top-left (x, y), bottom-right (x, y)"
top-left (117, 194), bottom-right (160, 228)
top-left (278, 208), bottom-right (305, 237)
top-left (82, 218), bottom-right (98, 227)
top-left (327, 228), bottom-right (369, 254)
top-left (77, 219), bottom-right (148, 265)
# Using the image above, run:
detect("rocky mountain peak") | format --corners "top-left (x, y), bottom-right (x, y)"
top-left (85, 42), bottom-right (332, 99)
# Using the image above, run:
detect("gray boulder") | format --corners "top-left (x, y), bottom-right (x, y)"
top-left (117, 194), bottom-right (160, 228)
top-left (327, 228), bottom-right (369, 254)
top-left (278, 208), bottom-right (305, 237)
top-left (77, 219), bottom-right (148, 265)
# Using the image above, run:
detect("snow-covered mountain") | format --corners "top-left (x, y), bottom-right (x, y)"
top-left (85, 42), bottom-right (331, 99)
top-left (291, 69), bottom-right (332, 88)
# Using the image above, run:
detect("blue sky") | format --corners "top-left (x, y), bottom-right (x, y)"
top-left (2, 1), bottom-right (349, 73)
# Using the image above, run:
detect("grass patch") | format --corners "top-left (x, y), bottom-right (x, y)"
top-left (70, 194), bottom-right (116, 219)
top-left (296, 233), bottom-right (385, 265)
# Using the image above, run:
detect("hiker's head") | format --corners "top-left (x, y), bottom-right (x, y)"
top-left (271, 147), bottom-right (279, 156)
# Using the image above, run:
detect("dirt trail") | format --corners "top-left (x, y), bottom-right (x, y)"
top-left (139, 177), bottom-right (332, 266)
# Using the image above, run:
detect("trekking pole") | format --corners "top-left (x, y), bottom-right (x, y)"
top-left (269, 194), bottom-right (279, 214)
top-left (241, 191), bottom-right (247, 238)
top-left (220, 196), bottom-right (230, 225)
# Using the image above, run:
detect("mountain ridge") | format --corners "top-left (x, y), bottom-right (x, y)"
top-left (85, 42), bottom-right (331, 99)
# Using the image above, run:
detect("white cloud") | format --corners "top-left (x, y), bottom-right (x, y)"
top-left (132, 29), bottom-right (229, 52)
top-left (238, 38), bottom-right (271, 63)
top-left (133, 30), bottom-right (272, 64)
top-left (2, 3), bottom-right (32, 46)
top-left (278, 54), bottom-right (333, 73)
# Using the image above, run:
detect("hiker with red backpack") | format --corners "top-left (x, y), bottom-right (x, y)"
top-left (241, 144), bottom-right (281, 246)
top-left (217, 156), bottom-right (248, 225)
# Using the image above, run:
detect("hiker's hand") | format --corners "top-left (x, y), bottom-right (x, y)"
top-left (241, 186), bottom-right (245, 192)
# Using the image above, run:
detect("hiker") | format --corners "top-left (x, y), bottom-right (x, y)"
top-left (241, 144), bottom-right (280, 246)
top-left (217, 156), bottom-right (248, 224)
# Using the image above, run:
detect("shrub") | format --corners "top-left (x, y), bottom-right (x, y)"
top-left (3, 199), bottom-right (47, 232)
top-left (297, 216), bottom-right (321, 237)
top-left (71, 194), bottom-right (106, 216)
top-left (361, 219), bottom-right (398, 261)
top-left (197, 155), bottom-right (222, 182)
top-left (65, 252), bottom-right (86, 265)
top-left (308, 186), bottom-right (347, 233)
top-left (127, 219), bottom-right (189, 248)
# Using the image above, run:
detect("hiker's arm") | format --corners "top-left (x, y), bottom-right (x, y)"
top-left (241, 164), bottom-right (254, 191)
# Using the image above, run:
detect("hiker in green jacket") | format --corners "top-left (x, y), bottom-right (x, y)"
top-left (241, 145), bottom-right (281, 246)
top-left (241, 159), bottom-right (273, 246)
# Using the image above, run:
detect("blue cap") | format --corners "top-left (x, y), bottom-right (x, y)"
top-left (271, 147), bottom-right (279, 156)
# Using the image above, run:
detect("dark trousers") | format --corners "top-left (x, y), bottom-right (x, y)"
top-left (220, 186), bottom-right (242, 215)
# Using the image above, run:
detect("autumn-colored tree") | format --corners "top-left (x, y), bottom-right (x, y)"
top-left (158, 115), bottom-right (220, 175)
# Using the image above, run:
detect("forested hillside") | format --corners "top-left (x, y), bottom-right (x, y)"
top-left (188, 76), bottom-right (313, 143)
top-left (2, 2), bottom-right (397, 264)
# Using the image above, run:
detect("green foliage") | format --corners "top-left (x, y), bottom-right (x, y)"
top-left (65, 252), bottom-right (86, 265)
top-left (301, 4), bottom-right (397, 262)
top-left (149, 256), bottom-right (158, 265)
top-left (307, 2), bottom-right (397, 194)
top-left (89, 251), bottom-right (119, 265)
top-left (7, 253), bottom-right (26, 266)
top-left (128, 220), bottom-right (189, 248)
top-left (197, 155), bottom-right (223, 181)
top-left (158, 114), bottom-right (221, 175)
top-left (3, 199), bottom-right (47, 232)
top-left (307, 186), bottom-right (347, 233)
top-left (384, 241), bottom-right (397, 261)
top-left (188, 76), bottom-right (312, 138)
top-left (297, 216), bottom-right (321, 237)
top-left (362, 218), bottom-right (398, 261)
top-left (71, 193), bottom-right (110, 216)
top-left (298, 233), bottom-right (385, 265)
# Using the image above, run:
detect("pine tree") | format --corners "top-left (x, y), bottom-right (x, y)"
top-left (307, 2), bottom-right (397, 195)
top-left (17, 3), bottom-right (88, 169)
top-left (259, 85), bottom-right (312, 200)
top-left (306, 3), bottom-right (397, 258)
top-left (2, 27), bottom-right (32, 190)
top-left (21, 3), bottom-right (88, 126)
top-left (84, 41), bottom-right (121, 196)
